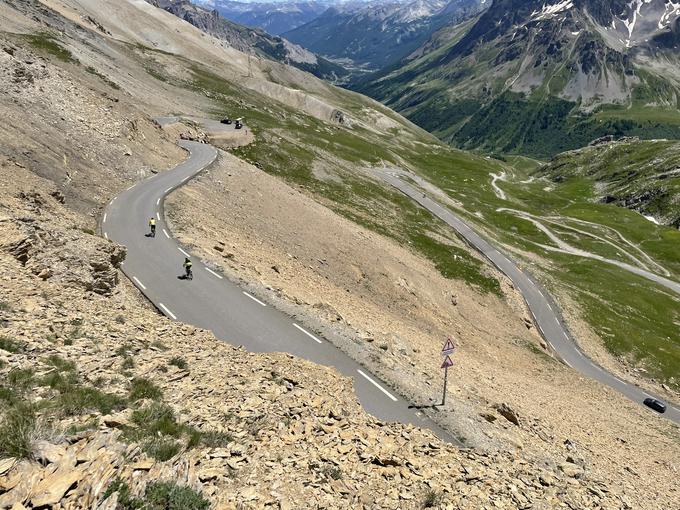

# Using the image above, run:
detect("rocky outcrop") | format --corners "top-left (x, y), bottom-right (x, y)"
top-left (0, 189), bottom-right (125, 296)
top-left (5, 220), bottom-right (124, 296)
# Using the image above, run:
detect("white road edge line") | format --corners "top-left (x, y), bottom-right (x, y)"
top-left (178, 247), bottom-right (191, 257)
top-left (357, 369), bottom-right (398, 401)
top-left (182, 176), bottom-right (189, 183)
top-left (293, 323), bottom-right (322, 344)
top-left (104, 232), bottom-right (109, 240)
top-left (163, 229), bottom-right (170, 238)
top-left (243, 291), bottom-right (266, 307)
top-left (103, 213), bottom-right (107, 223)
top-left (132, 276), bottom-right (147, 290)
top-left (110, 197), bottom-right (116, 204)
top-left (159, 303), bottom-right (177, 320)
top-left (205, 267), bottom-right (223, 279)
top-left (164, 187), bottom-right (173, 193)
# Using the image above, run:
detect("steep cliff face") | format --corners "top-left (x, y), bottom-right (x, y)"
top-left (359, 0), bottom-right (680, 157)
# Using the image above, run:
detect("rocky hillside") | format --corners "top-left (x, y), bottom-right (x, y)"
top-left (147, 0), bottom-right (349, 81)
top-left (1, 0), bottom-right (680, 507)
top-left (202, 0), bottom-right (333, 35)
top-left (540, 137), bottom-right (680, 227)
top-left (283, 0), bottom-right (485, 73)
top-left (0, 167), bottom-right (627, 508)
top-left (359, 0), bottom-right (680, 157)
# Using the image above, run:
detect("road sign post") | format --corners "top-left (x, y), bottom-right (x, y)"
top-left (440, 338), bottom-right (455, 406)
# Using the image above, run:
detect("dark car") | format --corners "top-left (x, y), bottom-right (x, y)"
top-left (220, 118), bottom-right (232, 124)
top-left (643, 397), bottom-right (666, 413)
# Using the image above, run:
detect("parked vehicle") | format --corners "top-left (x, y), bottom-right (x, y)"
top-left (643, 397), bottom-right (666, 413)
top-left (220, 117), bottom-right (232, 124)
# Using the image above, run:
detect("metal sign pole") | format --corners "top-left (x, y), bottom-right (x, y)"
top-left (442, 364), bottom-right (448, 406)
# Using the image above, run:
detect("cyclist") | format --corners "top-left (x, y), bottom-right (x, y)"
top-left (149, 217), bottom-right (156, 237)
top-left (183, 257), bottom-right (193, 279)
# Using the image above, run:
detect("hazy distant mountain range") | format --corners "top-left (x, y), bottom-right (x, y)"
top-left (283, 0), bottom-right (486, 70)
top-left (193, 0), bottom-right (336, 35)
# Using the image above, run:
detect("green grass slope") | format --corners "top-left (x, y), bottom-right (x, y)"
top-left (542, 139), bottom-right (680, 227)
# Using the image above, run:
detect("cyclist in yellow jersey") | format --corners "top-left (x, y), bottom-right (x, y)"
top-left (183, 257), bottom-right (193, 279)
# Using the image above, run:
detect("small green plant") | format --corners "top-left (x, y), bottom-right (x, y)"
top-left (144, 481), bottom-right (210, 509)
top-left (115, 344), bottom-right (132, 357)
top-left (196, 430), bottom-right (232, 448)
top-left (151, 340), bottom-right (168, 351)
top-left (168, 356), bottom-right (188, 370)
top-left (122, 356), bottom-right (135, 370)
top-left (0, 301), bottom-right (12, 312)
top-left (115, 315), bottom-right (126, 324)
top-left (45, 354), bottom-right (77, 373)
top-left (102, 479), bottom-right (141, 509)
top-left (57, 386), bottom-right (126, 416)
top-left (103, 479), bottom-right (209, 510)
top-left (423, 489), bottom-right (443, 508)
top-left (128, 378), bottom-right (163, 401)
top-left (65, 418), bottom-right (100, 435)
top-left (0, 336), bottom-right (25, 353)
top-left (7, 368), bottom-right (35, 392)
top-left (0, 402), bottom-right (37, 458)
top-left (322, 465), bottom-right (343, 480)
top-left (144, 437), bottom-right (182, 461)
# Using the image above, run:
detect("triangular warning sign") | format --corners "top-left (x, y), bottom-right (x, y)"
top-left (441, 355), bottom-right (454, 369)
top-left (441, 338), bottom-right (455, 355)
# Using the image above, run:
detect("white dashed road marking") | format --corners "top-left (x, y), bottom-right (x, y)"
top-left (156, 212), bottom-right (160, 221)
top-left (103, 213), bottom-right (107, 223)
top-left (357, 370), bottom-right (398, 401)
top-left (205, 267), bottom-right (223, 279)
top-left (159, 303), bottom-right (177, 320)
top-left (163, 229), bottom-right (170, 238)
top-left (243, 291), bottom-right (266, 307)
top-left (178, 247), bottom-right (191, 257)
top-left (104, 232), bottom-right (109, 240)
top-left (132, 276), bottom-right (147, 290)
top-left (156, 198), bottom-right (160, 206)
top-left (165, 187), bottom-right (173, 193)
top-left (293, 324), bottom-right (322, 344)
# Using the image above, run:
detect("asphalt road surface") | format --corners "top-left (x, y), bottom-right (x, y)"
top-left (378, 170), bottom-right (680, 425)
top-left (103, 140), bottom-right (461, 445)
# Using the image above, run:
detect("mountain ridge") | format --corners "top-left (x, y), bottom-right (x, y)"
top-left (148, 0), bottom-right (350, 81)
top-left (283, 0), bottom-right (486, 72)
top-left (358, 0), bottom-right (680, 157)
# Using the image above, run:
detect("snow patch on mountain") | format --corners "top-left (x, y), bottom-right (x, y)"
top-left (531, 0), bottom-right (574, 22)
